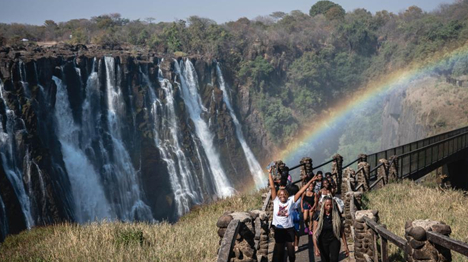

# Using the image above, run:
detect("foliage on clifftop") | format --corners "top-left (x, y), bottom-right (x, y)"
top-left (2, 1), bottom-right (468, 146)
top-left (363, 179), bottom-right (468, 262)
top-left (0, 190), bottom-right (265, 262)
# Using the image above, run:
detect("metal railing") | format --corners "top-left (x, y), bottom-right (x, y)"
top-left (343, 126), bottom-right (468, 181)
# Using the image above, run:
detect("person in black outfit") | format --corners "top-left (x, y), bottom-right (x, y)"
top-left (312, 196), bottom-right (349, 262)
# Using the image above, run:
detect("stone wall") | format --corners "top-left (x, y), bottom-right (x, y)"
top-left (353, 210), bottom-right (379, 262)
top-left (217, 210), bottom-right (270, 262)
top-left (405, 219), bottom-right (452, 262)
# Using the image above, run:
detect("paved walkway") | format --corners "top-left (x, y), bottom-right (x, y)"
top-left (268, 233), bottom-right (354, 262)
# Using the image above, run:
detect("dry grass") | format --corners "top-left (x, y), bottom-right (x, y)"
top-left (363, 180), bottom-right (468, 262)
top-left (0, 190), bottom-right (265, 262)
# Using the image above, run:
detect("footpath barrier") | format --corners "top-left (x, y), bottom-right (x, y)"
top-left (216, 126), bottom-right (468, 261)
top-left (343, 157), bottom-right (468, 262)
top-left (215, 155), bottom-right (342, 262)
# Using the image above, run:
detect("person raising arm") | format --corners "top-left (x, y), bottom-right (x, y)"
top-left (268, 166), bottom-right (318, 262)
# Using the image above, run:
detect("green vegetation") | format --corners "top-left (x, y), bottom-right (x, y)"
top-left (0, 190), bottom-right (265, 262)
top-left (363, 180), bottom-right (468, 262)
top-left (309, 0), bottom-right (345, 20)
top-left (1, 1), bottom-right (468, 146)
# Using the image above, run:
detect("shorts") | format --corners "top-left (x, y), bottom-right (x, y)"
top-left (303, 203), bottom-right (312, 210)
top-left (274, 227), bottom-right (295, 243)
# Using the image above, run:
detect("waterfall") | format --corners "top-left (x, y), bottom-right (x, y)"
top-left (141, 68), bottom-right (202, 216)
top-left (52, 75), bottom-right (113, 222)
top-left (216, 64), bottom-right (267, 189)
top-left (0, 194), bottom-right (7, 241)
top-left (174, 60), bottom-right (235, 198)
top-left (18, 61), bottom-right (31, 98)
top-left (0, 79), bottom-right (34, 229)
top-left (103, 57), bottom-right (153, 221)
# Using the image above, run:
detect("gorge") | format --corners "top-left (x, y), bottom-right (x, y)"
top-left (0, 46), bottom-right (266, 240)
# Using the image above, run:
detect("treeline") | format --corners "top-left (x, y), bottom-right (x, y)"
top-left (1, 1), bottom-right (468, 145)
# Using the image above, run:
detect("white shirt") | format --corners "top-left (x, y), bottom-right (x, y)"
top-left (272, 196), bottom-right (295, 229)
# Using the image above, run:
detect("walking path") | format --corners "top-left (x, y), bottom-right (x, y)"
top-left (267, 232), bottom-right (354, 262)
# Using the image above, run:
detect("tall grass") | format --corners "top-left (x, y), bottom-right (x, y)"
top-left (363, 180), bottom-right (468, 262)
top-left (0, 190), bottom-right (265, 262)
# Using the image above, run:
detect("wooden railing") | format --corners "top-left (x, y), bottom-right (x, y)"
top-left (345, 154), bottom-right (468, 262)
top-left (217, 126), bottom-right (468, 262)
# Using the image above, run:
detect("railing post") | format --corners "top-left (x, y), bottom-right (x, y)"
top-left (332, 154), bottom-right (343, 194)
top-left (358, 155), bottom-right (370, 191)
top-left (405, 219), bottom-right (452, 262)
top-left (376, 159), bottom-right (389, 188)
top-left (354, 210), bottom-right (379, 262)
top-left (300, 157), bottom-right (313, 187)
top-left (381, 225), bottom-right (389, 262)
top-left (388, 156), bottom-right (399, 182)
top-left (342, 167), bottom-right (355, 195)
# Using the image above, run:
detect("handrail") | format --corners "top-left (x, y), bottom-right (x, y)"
top-left (355, 167), bottom-right (364, 175)
top-left (369, 177), bottom-right (384, 190)
top-left (313, 158), bottom-right (334, 170)
top-left (291, 158), bottom-right (335, 185)
top-left (343, 157), bottom-right (360, 169)
top-left (426, 231), bottom-right (468, 257)
top-left (366, 126), bottom-right (468, 159)
top-left (363, 217), bottom-right (407, 249)
top-left (355, 183), bottom-right (365, 191)
top-left (396, 131), bottom-right (467, 158)
top-left (369, 162), bottom-right (385, 174)
top-left (217, 219), bottom-right (241, 262)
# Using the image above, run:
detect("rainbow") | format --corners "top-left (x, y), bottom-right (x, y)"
top-left (240, 43), bottom-right (468, 193)
top-left (276, 44), bottom-right (468, 166)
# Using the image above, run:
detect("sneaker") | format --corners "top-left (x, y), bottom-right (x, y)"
top-left (304, 227), bottom-right (309, 234)
top-left (295, 246), bottom-right (299, 252)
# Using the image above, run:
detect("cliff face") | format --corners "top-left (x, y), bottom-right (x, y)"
top-left (0, 45), bottom-right (268, 240)
top-left (380, 76), bottom-right (468, 149)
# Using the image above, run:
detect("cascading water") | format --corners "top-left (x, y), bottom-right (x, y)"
top-left (19, 61), bottom-right (31, 98)
top-left (0, 79), bottom-right (34, 229)
top-left (52, 74), bottom-right (113, 222)
top-left (0, 193), bottom-right (7, 241)
top-left (103, 57), bottom-right (153, 221)
top-left (174, 60), bottom-right (235, 198)
top-left (141, 68), bottom-right (202, 216)
top-left (216, 64), bottom-right (267, 189)
top-left (1, 56), bottom-right (266, 239)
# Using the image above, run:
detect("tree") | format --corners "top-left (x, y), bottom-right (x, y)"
top-left (270, 11), bottom-right (286, 21)
top-left (309, 1), bottom-right (345, 20)
top-left (145, 17), bottom-right (156, 24)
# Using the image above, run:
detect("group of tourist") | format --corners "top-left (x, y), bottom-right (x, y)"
top-left (268, 165), bottom-right (349, 262)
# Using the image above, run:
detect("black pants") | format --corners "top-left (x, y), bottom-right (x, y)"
top-left (273, 227), bottom-right (295, 262)
top-left (318, 237), bottom-right (340, 262)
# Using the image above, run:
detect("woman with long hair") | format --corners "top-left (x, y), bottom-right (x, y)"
top-left (313, 196), bottom-right (349, 262)
top-left (317, 179), bottom-right (335, 205)
top-left (268, 167), bottom-right (319, 262)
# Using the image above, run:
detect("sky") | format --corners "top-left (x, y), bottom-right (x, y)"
top-left (0, 0), bottom-right (456, 25)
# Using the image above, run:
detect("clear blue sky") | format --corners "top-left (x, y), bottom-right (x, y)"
top-left (0, 0), bottom-right (456, 25)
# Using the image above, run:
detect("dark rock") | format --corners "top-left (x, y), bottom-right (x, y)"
top-left (217, 214), bottom-right (233, 228)
top-left (410, 239), bottom-right (426, 249)
top-left (405, 220), bottom-right (413, 229)
top-left (218, 227), bottom-right (227, 238)
top-left (409, 226), bottom-right (427, 241)
top-left (413, 249), bottom-right (433, 260)
top-left (431, 224), bottom-right (451, 235)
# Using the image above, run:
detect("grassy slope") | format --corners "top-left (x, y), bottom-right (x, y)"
top-left (0, 190), bottom-right (264, 262)
top-left (363, 180), bottom-right (468, 262)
